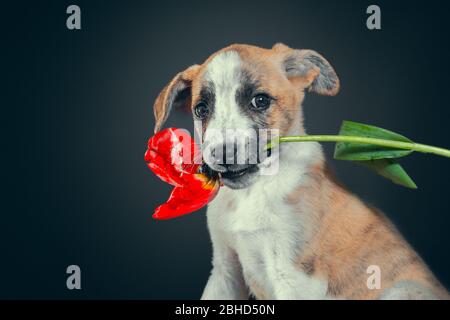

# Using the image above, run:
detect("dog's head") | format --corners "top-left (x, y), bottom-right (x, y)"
top-left (153, 43), bottom-right (339, 189)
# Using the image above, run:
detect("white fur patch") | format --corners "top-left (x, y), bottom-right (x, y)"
top-left (203, 140), bottom-right (328, 299)
top-left (203, 51), bottom-right (253, 148)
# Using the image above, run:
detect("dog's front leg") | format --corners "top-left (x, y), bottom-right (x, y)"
top-left (270, 265), bottom-right (328, 300)
top-left (264, 238), bottom-right (329, 300)
top-left (201, 228), bottom-right (247, 300)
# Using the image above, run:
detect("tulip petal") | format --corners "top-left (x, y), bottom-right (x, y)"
top-left (145, 128), bottom-right (201, 186)
top-left (145, 127), bottom-right (221, 220)
top-left (152, 175), bottom-right (220, 220)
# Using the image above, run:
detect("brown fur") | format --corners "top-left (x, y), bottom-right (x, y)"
top-left (153, 64), bottom-right (200, 132)
top-left (249, 281), bottom-right (269, 300)
top-left (289, 161), bottom-right (448, 299)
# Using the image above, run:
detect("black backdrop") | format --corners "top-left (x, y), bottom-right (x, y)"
top-left (2, 0), bottom-right (450, 299)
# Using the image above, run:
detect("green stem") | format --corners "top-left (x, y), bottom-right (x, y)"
top-left (267, 135), bottom-right (450, 158)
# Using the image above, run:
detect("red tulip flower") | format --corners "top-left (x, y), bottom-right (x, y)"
top-left (144, 128), bottom-right (220, 220)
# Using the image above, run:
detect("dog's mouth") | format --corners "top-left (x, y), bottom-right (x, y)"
top-left (219, 164), bottom-right (259, 189)
top-left (220, 164), bottom-right (258, 180)
top-left (200, 141), bottom-right (273, 189)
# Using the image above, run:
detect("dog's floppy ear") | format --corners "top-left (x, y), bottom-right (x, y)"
top-left (153, 64), bottom-right (200, 133)
top-left (273, 43), bottom-right (340, 96)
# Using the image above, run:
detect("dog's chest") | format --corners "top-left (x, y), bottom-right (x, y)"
top-left (207, 175), bottom-right (307, 298)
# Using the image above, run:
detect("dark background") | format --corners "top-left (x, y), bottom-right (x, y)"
top-left (2, 0), bottom-right (450, 299)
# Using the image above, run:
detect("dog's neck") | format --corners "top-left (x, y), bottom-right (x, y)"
top-left (275, 119), bottom-right (324, 178)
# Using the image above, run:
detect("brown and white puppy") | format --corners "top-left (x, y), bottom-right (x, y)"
top-left (153, 43), bottom-right (449, 299)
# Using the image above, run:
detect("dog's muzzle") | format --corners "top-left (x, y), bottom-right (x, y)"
top-left (203, 141), bottom-right (270, 189)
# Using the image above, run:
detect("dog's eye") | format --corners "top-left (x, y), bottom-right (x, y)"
top-left (194, 102), bottom-right (210, 119)
top-left (250, 94), bottom-right (271, 110)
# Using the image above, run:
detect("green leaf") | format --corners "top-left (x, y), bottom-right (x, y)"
top-left (334, 121), bottom-right (413, 160)
top-left (358, 158), bottom-right (418, 189)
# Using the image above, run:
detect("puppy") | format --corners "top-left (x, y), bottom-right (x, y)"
top-left (152, 43), bottom-right (449, 299)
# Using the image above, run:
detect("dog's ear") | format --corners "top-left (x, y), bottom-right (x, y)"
top-left (153, 64), bottom-right (200, 133)
top-left (273, 43), bottom-right (340, 96)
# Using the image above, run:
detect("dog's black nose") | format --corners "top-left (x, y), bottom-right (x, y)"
top-left (204, 139), bottom-right (268, 172)
top-left (207, 142), bottom-right (251, 166)
top-left (206, 142), bottom-right (232, 166)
